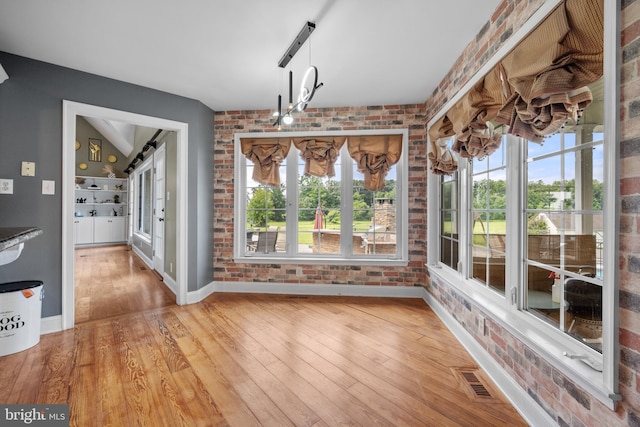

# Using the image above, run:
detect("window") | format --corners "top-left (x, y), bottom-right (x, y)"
top-left (234, 130), bottom-right (408, 265)
top-left (427, 0), bottom-right (616, 407)
top-left (429, 77), bottom-right (614, 405)
top-left (134, 157), bottom-right (153, 240)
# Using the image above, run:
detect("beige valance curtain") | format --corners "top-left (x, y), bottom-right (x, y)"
top-left (292, 137), bottom-right (347, 178)
top-left (427, 114), bottom-right (458, 174)
top-left (427, 67), bottom-right (504, 173)
top-left (495, 0), bottom-right (603, 142)
top-left (347, 135), bottom-right (403, 191)
top-left (240, 137), bottom-right (291, 186)
top-left (428, 138), bottom-right (458, 175)
top-left (447, 66), bottom-right (504, 159)
top-left (427, 0), bottom-right (603, 175)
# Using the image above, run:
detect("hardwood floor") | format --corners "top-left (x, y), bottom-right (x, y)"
top-left (0, 289), bottom-right (526, 426)
top-left (74, 244), bottom-right (175, 323)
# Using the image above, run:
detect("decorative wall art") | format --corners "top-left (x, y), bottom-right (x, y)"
top-left (88, 138), bottom-right (102, 162)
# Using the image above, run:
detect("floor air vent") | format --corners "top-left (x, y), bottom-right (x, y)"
top-left (452, 368), bottom-right (495, 401)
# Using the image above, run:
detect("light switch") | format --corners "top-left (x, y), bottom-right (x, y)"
top-left (42, 180), bottom-right (55, 195)
top-left (0, 179), bottom-right (13, 194)
top-left (21, 161), bottom-right (35, 176)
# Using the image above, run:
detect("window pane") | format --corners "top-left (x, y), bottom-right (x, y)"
top-left (137, 168), bottom-right (152, 235)
top-left (524, 84), bottom-right (605, 351)
top-left (353, 157), bottom-right (398, 256)
top-left (440, 171), bottom-right (459, 268)
top-left (245, 154), bottom-right (287, 254)
top-left (470, 136), bottom-right (507, 295)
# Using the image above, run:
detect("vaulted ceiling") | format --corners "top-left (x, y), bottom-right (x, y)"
top-left (0, 0), bottom-right (501, 112)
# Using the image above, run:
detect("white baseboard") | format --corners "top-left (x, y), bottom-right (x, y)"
top-left (163, 274), bottom-right (178, 295)
top-left (187, 280), bottom-right (426, 304)
top-left (421, 292), bottom-right (555, 427)
top-left (131, 245), bottom-right (153, 268)
top-left (40, 315), bottom-right (63, 335)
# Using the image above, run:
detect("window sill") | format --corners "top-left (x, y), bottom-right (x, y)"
top-left (427, 263), bottom-right (620, 411)
top-left (235, 255), bottom-right (408, 267)
top-left (133, 232), bottom-right (152, 246)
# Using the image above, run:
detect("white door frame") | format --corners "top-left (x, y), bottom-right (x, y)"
top-left (62, 101), bottom-right (189, 330)
top-left (153, 143), bottom-right (166, 276)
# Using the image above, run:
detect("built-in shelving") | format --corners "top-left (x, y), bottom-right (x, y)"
top-left (74, 176), bottom-right (128, 245)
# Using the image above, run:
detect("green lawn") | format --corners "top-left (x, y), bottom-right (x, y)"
top-left (248, 220), bottom-right (373, 245)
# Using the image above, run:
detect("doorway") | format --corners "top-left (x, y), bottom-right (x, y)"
top-left (62, 101), bottom-right (189, 330)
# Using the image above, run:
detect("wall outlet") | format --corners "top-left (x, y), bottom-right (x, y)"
top-left (0, 179), bottom-right (13, 194)
top-left (477, 315), bottom-right (486, 336)
top-left (21, 161), bottom-right (35, 176)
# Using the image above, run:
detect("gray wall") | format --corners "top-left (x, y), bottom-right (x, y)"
top-left (0, 52), bottom-right (214, 317)
top-left (76, 117), bottom-right (130, 177)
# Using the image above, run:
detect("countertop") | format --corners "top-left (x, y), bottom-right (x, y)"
top-left (0, 227), bottom-right (43, 252)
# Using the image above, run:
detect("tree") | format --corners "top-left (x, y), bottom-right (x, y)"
top-left (247, 186), bottom-right (286, 227)
top-left (526, 180), bottom-right (557, 210)
top-left (298, 175), bottom-right (341, 221)
top-left (473, 179), bottom-right (507, 220)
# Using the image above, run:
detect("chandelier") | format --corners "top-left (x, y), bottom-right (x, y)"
top-left (273, 21), bottom-right (323, 129)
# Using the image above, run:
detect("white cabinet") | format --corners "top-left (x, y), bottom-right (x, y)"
top-left (74, 217), bottom-right (94, 245)
top-left (75, 176), bottom-right (128, 245)
top-left (93, 217), bottom-right (126, 244)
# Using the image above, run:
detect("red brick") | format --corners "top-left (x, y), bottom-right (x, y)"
top-left (621, 328), bottom-right (640, 352)
top-left (622, 177), bottom-right (640, 195)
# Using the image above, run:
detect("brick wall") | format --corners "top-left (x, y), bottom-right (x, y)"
top-left (424, 0), bottom-right (640, 425)
top-left (213, 105), bottom-right (427, 286)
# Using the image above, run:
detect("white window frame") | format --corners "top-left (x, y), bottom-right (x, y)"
top-left (427, 0), bottom-right (619, 409)
top-left (133, 155), bottom-right (154, 243)
top-left (234, 129), bottom-right (409, 266)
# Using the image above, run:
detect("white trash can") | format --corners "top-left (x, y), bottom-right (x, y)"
top-left (0, 281), bottom-right (43, 357)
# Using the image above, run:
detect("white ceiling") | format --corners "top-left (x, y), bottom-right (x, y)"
top-left (0, 0), bottom-right (502, 112)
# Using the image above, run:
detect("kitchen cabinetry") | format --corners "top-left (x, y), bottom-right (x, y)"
top-left (74, 176), bottom-right (128, 245)
top-left (73, 217), bottom-right (94, 245)
top-left (93, 217), bottom-right (126, 243)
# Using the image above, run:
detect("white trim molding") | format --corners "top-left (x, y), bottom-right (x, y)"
top-left (62, 100), bottom-right (189, 330)
top-left (188, 281), bottom-right (426, 304)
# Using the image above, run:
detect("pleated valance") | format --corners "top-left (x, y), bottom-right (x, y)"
top-left (240, 138), bottom-right (291, 186)
top-left (292, 136), bottom-right (347, 178)
top-left (428, 138), bottom-right (458, 175)
top-left (347, 134), bottom-right (403, 191)
top-left (242, 134), bottom-right (403, 189)
top-left (428, 0), bottom-right (603, 174)
top-left (447, 66), bottom-right (505, 159)
top-left (495, 0), bottom-right (603, 142)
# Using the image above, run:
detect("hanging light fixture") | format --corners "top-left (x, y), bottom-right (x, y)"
top-left (272, 21), bottom-right (323, 128)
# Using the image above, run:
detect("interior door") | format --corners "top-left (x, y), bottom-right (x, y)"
top-left (153, 144), bottom-right (166, 276)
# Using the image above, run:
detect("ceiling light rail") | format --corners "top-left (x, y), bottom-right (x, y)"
top-left (278, 22), bottom-right (315, 69)
top-left (124, 129), bottom-right (162, 174)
